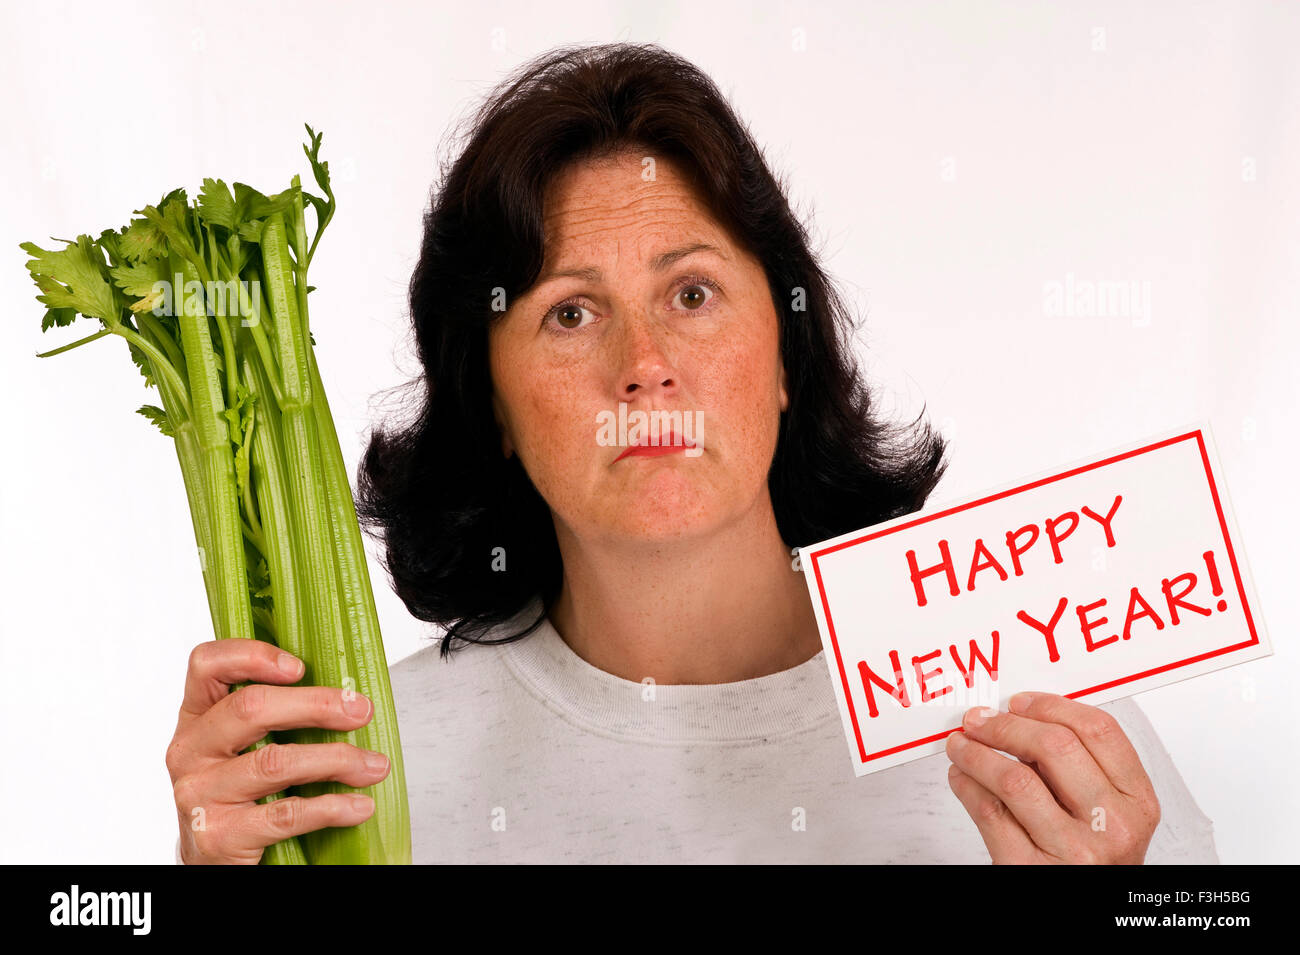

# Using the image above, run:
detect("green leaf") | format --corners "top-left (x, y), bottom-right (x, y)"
top-left (136, 404), bottom-right (174, 436)
top-left (127, 340), bottom-right (157, 388)
top-left (198, 178), bottom-right (237, 230)
top-left (21, 235), bottom-right (120, 322)
top-left (234, 437), bottom-right (254, 509)
top-left (234, 182), bottom-right (294, 221)
top-left (118, 216), bottom-right (169, 262)
top-left (249, 551), bottom-right (274, 611)
top-left (245, 548), bottom-right (273, 611)
top-left (97, 229), bottom-right (124, 265)
top-left (302, 124), bottom-right (333, 200)
top-left (41, 307), bottom-right (77, 331)
top-left (300, 125), bottom-right (336, 265)
top-left (137, 191), bottom-right (200, 266)
top-left (237, 220), bottom-right (264, 244)
top-left (224, 384), bottom-right (258, 501)
top-left (110, 258), bottom-right (170, 298)
top-left (233, 182), bottom-right (268, 215)
top-left (302, 189), bottom-right (330, 228)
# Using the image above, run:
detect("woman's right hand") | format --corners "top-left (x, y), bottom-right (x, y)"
top-left (166, 638), bottom-right (391, 864)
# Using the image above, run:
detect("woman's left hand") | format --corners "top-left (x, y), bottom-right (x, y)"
top-left (945, 691), bottom-right (1161, 864)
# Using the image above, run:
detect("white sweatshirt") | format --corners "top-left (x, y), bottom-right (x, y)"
top-left (176, 595), bottom-right (1219, 863)
top-left (389, 596), bottom-right (1217, 864)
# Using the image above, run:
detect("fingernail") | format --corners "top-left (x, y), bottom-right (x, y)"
top-left (364, 751), bottom-right (389, 773)
top-left (966, 706), bottom-right (998, 728)
top-left (344, 694), bottom-right (372, 720)
top-left (948, 730), bottom-right (967, 749)
top-left (1009, 693), bottom-right (1034, 714)
top-left (277, 652), bottom-right (304, 678)
top-left (348, 794), bottom-right (374, 814)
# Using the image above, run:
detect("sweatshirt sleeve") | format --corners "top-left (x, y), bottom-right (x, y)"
top-left (1100, 696), bottom-right (1219, 864)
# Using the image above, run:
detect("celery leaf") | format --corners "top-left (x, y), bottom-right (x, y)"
top-left (302, 124), bottom-right (334, 202)
top-left (40, 306), bottom-right (77, 331)
top-left (136, 404), bottom-right (174, 436)
top-left (127, 340), bottom-right (157, 388)
top-left (21, 236), bottom-right (120, 322)
top-left (224, 384), bottom-right (258, 503)
top-left (199, 178), bottom-right (238, 230)
top-left (119, 216), bottom-right (169, 262)
top-left (110, 258), bottom-right (170, 299)
top-left (234, 182), bottom-right (294, 221)
top-left (138, 192), bottom-right (201, 265)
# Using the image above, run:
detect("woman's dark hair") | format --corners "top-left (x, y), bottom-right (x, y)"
top-left (356, 41), bottom-right (949, 656)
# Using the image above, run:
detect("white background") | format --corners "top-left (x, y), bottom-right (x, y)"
top-left (1, 0), bottom-right (1295, 863)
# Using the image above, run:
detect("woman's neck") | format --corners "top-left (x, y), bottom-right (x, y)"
top-left (546, 494), bottom-right (822, 685)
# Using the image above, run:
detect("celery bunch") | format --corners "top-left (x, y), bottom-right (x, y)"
top-left (21, 126), bottom-right (410, 865)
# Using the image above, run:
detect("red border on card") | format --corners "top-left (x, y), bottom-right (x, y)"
top-left (806, 429), bottom-right (1260, 766)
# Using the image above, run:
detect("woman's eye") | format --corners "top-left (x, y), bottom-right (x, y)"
top-left (543, 277), bottom-right (720, 333)
top-left (677, 282), bottom-right (714, 310)
top-left (546, 301), bottom-right (594, 332)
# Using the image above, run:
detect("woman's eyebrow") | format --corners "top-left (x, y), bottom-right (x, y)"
top-left (536, 242), bottom-right (728, 286)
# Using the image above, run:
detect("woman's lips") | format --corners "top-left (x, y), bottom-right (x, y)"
top-left (614, 430), bottom-right (698, 462)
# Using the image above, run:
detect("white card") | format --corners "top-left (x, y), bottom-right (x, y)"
top-left (797, 421), bottom-right (1271, 777)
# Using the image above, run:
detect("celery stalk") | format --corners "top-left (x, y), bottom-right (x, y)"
top-left (258, 210), bottom-right (395, 864)
top-left (309, 350), bottom-right (411, 863)
top-left (22, 126), bottom-right (411, 864)
top-left (170, 251), bottom-right (253, 645)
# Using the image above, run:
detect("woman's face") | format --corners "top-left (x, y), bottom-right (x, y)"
top-left (488, 150), bottom-right (789, 546)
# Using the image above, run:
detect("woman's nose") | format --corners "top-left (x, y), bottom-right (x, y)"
top-left (616, 313), bottom-right (678, 399)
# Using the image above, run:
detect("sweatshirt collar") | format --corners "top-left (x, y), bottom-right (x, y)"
top-left (498, 595), bottom-right (840, 743)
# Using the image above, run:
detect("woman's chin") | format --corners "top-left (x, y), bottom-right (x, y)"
top-left (603, 482), bottom-right (719, 541)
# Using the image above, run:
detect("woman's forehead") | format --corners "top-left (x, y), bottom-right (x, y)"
top-left (545, 158), bottom-right (704, 222)
top-left (541, 162), bottom-right (731, 260)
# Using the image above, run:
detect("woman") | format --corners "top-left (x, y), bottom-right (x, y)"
top-left (167, 42), bottom-right (1218, 864)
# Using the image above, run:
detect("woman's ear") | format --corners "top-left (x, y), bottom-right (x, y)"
top-left (779, 362), bottom-right (790, 413)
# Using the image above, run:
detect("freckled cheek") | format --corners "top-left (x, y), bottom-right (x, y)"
top-left (707, 346), bottom-right (782, 445)
top-left (516, 385), bottom-right (597, 471)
